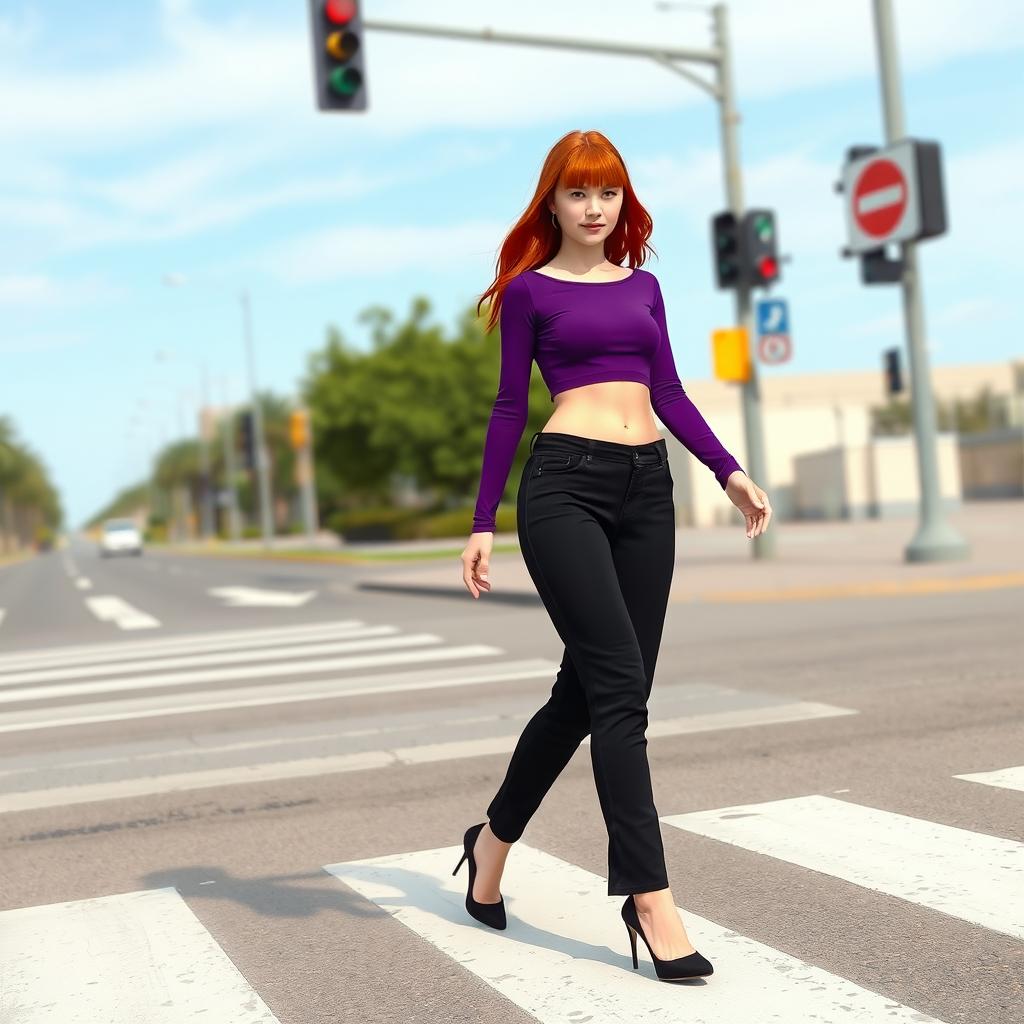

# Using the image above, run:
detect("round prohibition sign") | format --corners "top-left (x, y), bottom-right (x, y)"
top-left (758, 333), bottom-right (791, 365)
top-left (853, 158), bottom-right (908, 239)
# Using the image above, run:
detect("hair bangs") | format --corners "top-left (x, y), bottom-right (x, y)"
top-left (558, 146), bottom-right (625, 191)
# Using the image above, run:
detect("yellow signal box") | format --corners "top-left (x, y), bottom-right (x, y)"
top-left (289, 409), bottom-right (310, 450)
top-left (712, 326), bottom-right (751, 383)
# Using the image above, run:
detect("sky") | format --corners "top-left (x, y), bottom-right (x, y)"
top-left (2, 0), bottom-right (1022, 526)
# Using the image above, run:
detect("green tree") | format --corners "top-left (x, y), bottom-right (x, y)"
top-left (302, 293), bottom-right (549, 526)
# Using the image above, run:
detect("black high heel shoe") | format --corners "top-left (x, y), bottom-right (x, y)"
top-left (452, 822), bottom-right (507, 930)
top-left (621, 894), bottom-right (713, 981)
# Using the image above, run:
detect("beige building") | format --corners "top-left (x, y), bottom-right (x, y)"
top-left (663, 358), bottom-right (1024, 527)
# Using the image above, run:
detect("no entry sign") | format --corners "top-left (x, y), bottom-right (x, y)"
top-left (853, 159), bottom-right (907, 238)
top-left (841, 139), bottom-right (925, 254)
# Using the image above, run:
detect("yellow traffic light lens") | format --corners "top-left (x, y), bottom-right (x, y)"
top-left (325, 29), bottom-right (358, 61)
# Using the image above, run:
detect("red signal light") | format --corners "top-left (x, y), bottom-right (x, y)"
top-left (757, 256), bottom-right (778, 281)
top-left (324, 0), bottom-right (355, 24)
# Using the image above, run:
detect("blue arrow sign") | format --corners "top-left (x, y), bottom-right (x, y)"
top-left (756, 298), bottom-right (789, 338)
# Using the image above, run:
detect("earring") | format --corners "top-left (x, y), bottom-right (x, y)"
top-left (551, 211), bottom-right (559, 229)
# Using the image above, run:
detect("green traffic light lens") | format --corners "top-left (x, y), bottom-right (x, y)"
top-left (328, 66), bottom-right (363, 97)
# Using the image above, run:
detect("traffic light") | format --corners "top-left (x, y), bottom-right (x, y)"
top-left (740, 209), bottom-right (781, 288)
top-left (237, 410), bottom-right (256, 471)
top-left (710, 211), bottom-right (740, 289)
top-left (289, 409), bottom-right (310, 450)
top-left (711, 209), bottom-right (781, 290)
top-left (308, 0), bottom-right (367, 112)
top-left (884, 347), bottom-right (903, 395)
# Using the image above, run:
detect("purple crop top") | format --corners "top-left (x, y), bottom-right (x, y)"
top-left (471, 267), bottom-right (745, 533)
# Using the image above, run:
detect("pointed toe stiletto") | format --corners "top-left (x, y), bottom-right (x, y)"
top-left (453, 822), bottom-right (507, 930)
top-left (621, 894), bottom-right (713, 981)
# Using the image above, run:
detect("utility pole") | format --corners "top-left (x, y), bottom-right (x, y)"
top-left (872, 0), bottom-right (968, 562)
top-left (198, 362), bottom-right (215, 540)
top-left (363, 4), bottom-right (774, 557)
top-left (221, 377), bottom-right (242, 542)
top-left (240, 288), bottom-right (275, 548)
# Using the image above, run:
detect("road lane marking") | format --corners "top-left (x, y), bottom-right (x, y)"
top-left (0, 659), bottom-right (554, 735)
top-left (84, 595), bottom-right (160, 631)
top-left (0, 640), bottom-right (501, 705)
top-left (0, 609), bottom-right (5, 629)
top-left (323, 843), bottom-right (949, 1023)
top-left (953, 764), bottom-right (1024, 793)
top-left (0, 888), bottom-right (282, 1023)
top-left (0, 698), bottom-right (852, 808)
top-left (662, 795), bottom-right (1024, 940)
top-left (209, 586), bottom-right (317, 607)
top-left (0, 619), bottom-right (369, 673)
top-left (74, 577), bottom-right (92, 590)
top-left (0, 626), bottom-right (404, 687)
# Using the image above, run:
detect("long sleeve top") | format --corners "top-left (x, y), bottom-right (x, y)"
top-left (471, 267), bottom-right (745, 533)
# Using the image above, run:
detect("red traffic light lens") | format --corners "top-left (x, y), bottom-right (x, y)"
top-left (324, 0), bottom-right (356, 25)
top-left (758, 256), bottom-right (778, 280)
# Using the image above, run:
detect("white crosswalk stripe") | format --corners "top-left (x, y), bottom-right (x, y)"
top-left (953, 764), bottom-right (1024, 793)
top-left (326, 840), bottom-right (953, 1023)
top-left (0, 619), bottom-right (369, 673)
top-left (0, 888), bottom-right (280, 1023)
top-left (661, 794), bottom-right (1024, 940)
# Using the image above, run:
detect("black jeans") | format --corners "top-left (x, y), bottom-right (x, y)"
top-left (486, 429), bottom-right (676, 895)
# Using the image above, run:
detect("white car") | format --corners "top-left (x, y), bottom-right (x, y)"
top-left (99, 518), bottom-right (144, 557)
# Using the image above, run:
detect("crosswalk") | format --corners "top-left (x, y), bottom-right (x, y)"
top-left (0, 618), bottom-right (854, 811)
top-left (1, 619), bottom-right (1018, 1021)
top-left (2, 760), bottom-right (1019, 1022)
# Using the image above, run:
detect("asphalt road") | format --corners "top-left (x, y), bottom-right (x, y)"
top-left (0, 533), bottom-right (1021, 1023)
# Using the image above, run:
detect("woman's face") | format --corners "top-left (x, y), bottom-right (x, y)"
top-left (549, 182), bottom-right (624, 248)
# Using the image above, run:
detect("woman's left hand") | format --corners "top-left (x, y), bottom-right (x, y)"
top-left (725, 470), bottom-right (772, 539)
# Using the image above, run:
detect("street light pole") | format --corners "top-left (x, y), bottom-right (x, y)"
top-left (240, 288), bottom-right (274, 548)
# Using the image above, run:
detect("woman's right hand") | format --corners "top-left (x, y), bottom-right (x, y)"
top-left (462, 532), bottom-right (493, 599)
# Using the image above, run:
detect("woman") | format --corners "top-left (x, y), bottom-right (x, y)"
top-left (454, 130), bottom-right (772, 982)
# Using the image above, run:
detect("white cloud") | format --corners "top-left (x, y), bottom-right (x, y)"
top-left (0, 273), bottom-right (122, 309)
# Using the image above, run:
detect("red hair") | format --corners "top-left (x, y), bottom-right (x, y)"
top-left (477, 129), bottom-right (657, 334)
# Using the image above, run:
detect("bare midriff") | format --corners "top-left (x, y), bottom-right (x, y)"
top-left (542, 380), bottom-right (662, 445)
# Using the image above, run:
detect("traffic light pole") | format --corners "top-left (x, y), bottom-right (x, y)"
top-left (872, 0), bottom-right (968, 562)
top-left (711, 4), bottom-right (774, 558)
top-left (240, 288), bottom-right (275, 549)
top-left (365, 3), bottom-right (775, 558)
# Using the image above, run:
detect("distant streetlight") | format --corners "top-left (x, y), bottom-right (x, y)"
top-left (162, 272), bottom-right (273, 548)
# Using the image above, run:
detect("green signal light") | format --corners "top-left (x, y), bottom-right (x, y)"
top-left (329, 66), bottom-right (363, 96)
top-left (754, 215), bottom-right (773, 242)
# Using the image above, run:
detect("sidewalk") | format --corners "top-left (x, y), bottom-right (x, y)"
top-left (356, 500), bottom-right (1024, 604)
